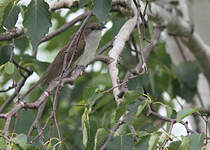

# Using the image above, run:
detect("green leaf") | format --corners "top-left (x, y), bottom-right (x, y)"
top-left (148, 133), bottom-right (160, 150)
top-left (171, 73), bottom-right (197, 101)
top-left (23, 0), bottom-right (51, 50)
top-left (15, 36), bottom-right (29, 53)
top-left (180, 85), bottom-right (196, 102)
top-left (0, 0), bottom-right (14, 7)
top-left (82, 107), bottom-right (89, 147)
top-left (82, 109), bottom-right (98, 150)
top-left (124, 91), bottom-right (142, 103)
top-left (0, 63), bottom-right (6, 70)
top-left (136, 131), bottom-right (150, 138)
top-left (115, 102), bottom-right (126, 121)
top-left (115, 91), bottom-right (142, 121)
top-left (144, 42), bottom-right (174, 98)
top-left (107, 135), bottom-right (134, 150)
top-left (178, 136), bottom-right (190, 150)
top-left (171, 109), bottom-right (177, 119)
top-left (12, 134), bottom-right (27, 145)
top-left (0, 45), bottom-right (12, 65)
top-left (0, 0), bottom-right (15, 26)
top-left (176, 107), bottom-right (199, 122)
top-left (4, 62), bottom-right (15, 74)
top-left (3, 5), bottom-right (20, 29)
top-left (87, 88), bottom-right (103, 111)
top-left (44, 12), bottom-right (77, 52)
top-left (170, 0), bottom-right (179, 6)
top-left (79, 0), bottom-right (91, 7)
top-left (168, 141), bottom-right (182, 150)
top-left (99, 14), bottom-right (126, 48)
top-left (148, 42), bottom-right (172, 68)
top-left (0, 137), bottom-right (6, 146)
top-left (148, 21), bottom-right (154, 36)
top-left (60, 143), bottom-right (70, 150)
top-left (93, 0), bottom-right (112, 22)
top-left (12, 110), bottom-right (34, 135)
top-left (94, 128), bottom-right (109, 150)
top-left (189, 133), bottom-right (204, 150)
top-left (19, 54), bottom-right (49, 76)
top-left (171, 78), bottom-right (196, 103)
top-left (33, 60), bottom-right (49, 76)
top-left (136, 100), bottom-right (148, 117)
top-left (127, 77), bottom-right (144, 92)
top-left (88, 74), bottom-right (112, 87)
top-left (125, 101), bottom-right (141, 125)
top-left (172, 61), bottom-right (200, 89)
top-left (114, 124), bottom-right (129, 136)
top-left (85, 119), bottom-right (98, 150)
top-left (134, 135), bottom-right (150, 150)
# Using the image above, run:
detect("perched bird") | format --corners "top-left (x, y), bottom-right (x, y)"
top-left (20, 22), bottom-right (105, 99)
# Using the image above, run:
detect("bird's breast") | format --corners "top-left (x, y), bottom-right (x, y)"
top-left (76, 31), bottom-right (102, 66)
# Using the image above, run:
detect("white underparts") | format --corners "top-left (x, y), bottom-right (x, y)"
top-left (76, 30), bottom-right (102, 66)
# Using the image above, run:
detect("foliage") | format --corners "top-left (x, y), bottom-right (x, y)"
top-left (0, 0), bottom-right (207, 150)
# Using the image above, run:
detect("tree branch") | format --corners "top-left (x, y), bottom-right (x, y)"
top-left (49, 0), bottom-right (78, 11)
top-left (108, 0), bottom-right (139, 105)
top-left (0, 71), bottom-right (32, 113)
top-left (39, 13), bottom-right (88, 44)
top-left (0, 27), bottom-right (24, 41)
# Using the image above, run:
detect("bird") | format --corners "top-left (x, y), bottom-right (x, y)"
top-left (19, 22), bottom-right (105, 100)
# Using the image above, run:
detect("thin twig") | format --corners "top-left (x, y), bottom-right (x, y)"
top-left (0, 39), bottom-right (18, 93)
top-left (12, 59), bottom-right (32, 74)
top-left (129, 125), bottom-right (139, 142)
top-left (12, 113), bottom-right (18, 134)
top-left (119, 27), bottom-right (162, 98)
top-left (179, 121), bottom-right (195, 134)
top-left (174, 36), bottom-right (187, 61)
top-left (206, 119), bottom-right (208, 145)
top-left (146, 104), bottom-right (176, 122)
top-left (101, 71), bottom-right (144, 95)
top-left (37, 124), bottom-right (45, 144)
top-left (49, 119), bottom-right (53, 139)
top-left (147, 103), bottom-right (196, 135)
top-left (39, 13), bottom-right (88, 44)
top-left (139, 2), bottom-right (146, 41)
top-left (0, 27), bottom-right (24, 41)
top-left (133, 0), bottom-right (147, 72)
top-left (4, 117), bottom-right (12, 137)
top-left (0, 84), bottom-right (17, 93)
top-left (131, 34), bottom-right (139, 62)
top-left (88, 55), bottom-right (113, 65)
top-left (30, 113), bottom-right (54, 143)
top-left (0, 71), bottom-right (32, 113)
top-left (143, 0), bottom-right (149, 17)
top-left (27, 100), bottom-right (48, 137)
top-left (53, 111), bottom-right (62, 149)
top-left (9, 38), bottom-right (15, 61)
top-left (135, 27), bottom-right (162, 72)
top-left (96, 39), bottom-right (114, 55)
top-left (160, 121), bottom-right (174, 150)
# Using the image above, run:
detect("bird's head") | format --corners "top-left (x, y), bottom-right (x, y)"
top-left (84, 22), bottom-right (106, 40)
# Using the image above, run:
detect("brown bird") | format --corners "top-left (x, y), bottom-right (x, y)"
top-left (20, 22), bottom-right (105, 99)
